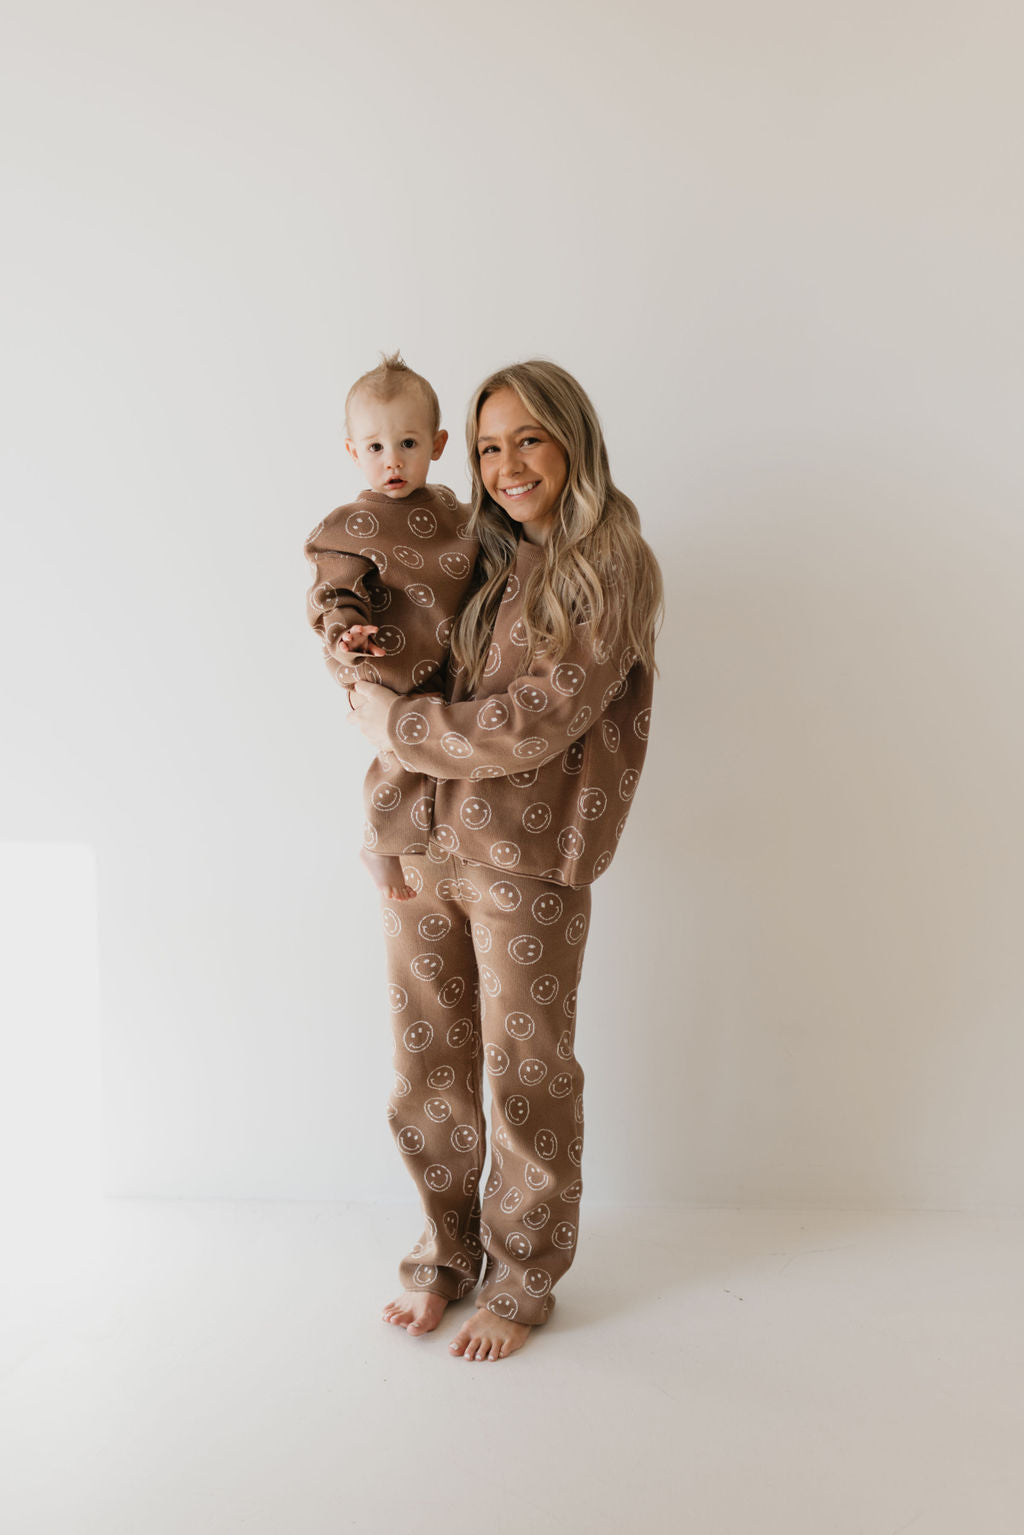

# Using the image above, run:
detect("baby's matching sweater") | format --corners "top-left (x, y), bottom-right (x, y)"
top-left (363, 536), bottom-right (654, 888)
top-left (303, 484), bottom-right (477, 693)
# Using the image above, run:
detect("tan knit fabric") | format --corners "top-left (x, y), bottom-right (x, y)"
top-left (362, 536), bottom-right (655, 888)
top-left (303, 483), bottom-right (477, 694)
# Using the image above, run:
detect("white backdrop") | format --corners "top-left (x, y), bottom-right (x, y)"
top-left (3, 0), bottom-right (1022, 1208)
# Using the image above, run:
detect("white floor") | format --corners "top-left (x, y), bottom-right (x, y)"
top-left (2, 1200), bottom-right (1021, 1534)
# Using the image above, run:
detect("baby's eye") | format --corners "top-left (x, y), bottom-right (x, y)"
top-left (401, 438), bottom-right (417, 449)
top-left (367, 442), bottom-right (382, 453)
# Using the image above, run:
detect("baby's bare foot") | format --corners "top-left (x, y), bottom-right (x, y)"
top-left (360, 849), bottom-right (416, 900)
top-left (448, 1306), bottom-right (532, 1361)
top-left (381, 1290), bottom-right (449, 1337)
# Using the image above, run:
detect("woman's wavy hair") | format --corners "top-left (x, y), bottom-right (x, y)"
top-left (449, 359), bottom-right (664, 693)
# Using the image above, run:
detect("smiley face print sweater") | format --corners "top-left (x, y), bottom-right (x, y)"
top-left (361, 535), bottom-right (654, 888)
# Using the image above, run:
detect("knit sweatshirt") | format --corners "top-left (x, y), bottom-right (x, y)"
top-left (362, 535), bottom-right (654, 888)
top-left (303, 484), bottom-right (477, 693)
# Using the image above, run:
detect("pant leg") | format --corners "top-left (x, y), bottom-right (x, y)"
top-left (463, 860), bottom-right (592, 1327)
top-left (381, 854), bottom-right (488, 1301)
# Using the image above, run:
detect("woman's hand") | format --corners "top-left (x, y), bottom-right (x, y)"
top-left (347, 680), bottom-right (399, 750)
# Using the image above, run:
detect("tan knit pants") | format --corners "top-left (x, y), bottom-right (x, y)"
top-left (381, 852), bottom-right (592, 1326)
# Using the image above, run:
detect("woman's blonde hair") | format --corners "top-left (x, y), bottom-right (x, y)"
top-left (450, 359), bottom-right (664, 693)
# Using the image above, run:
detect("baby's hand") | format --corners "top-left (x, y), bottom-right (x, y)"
top-left (340, 623), bottom-right (386, 657)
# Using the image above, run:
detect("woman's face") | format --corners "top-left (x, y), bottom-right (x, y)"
top-left (476, 388), bottom-right (568, 546)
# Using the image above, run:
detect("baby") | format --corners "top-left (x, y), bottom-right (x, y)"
top-left (304, 353), bottom-right (477, 900)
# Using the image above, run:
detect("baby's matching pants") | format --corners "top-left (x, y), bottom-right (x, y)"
top-left (380, 852), bottom-right (591, 1326)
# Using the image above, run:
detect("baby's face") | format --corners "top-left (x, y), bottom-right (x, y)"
top-left (345, 390), bottom-right (447, 499)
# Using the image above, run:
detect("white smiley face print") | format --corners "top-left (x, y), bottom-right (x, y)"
top-left (372, 625), bottom-right (405, 655)
top-left (418, 913), bottom-right (451, 942)
top-left (387, 984), bottom-right (408, 1013)
top-left (487, 1294), bottom-right (519, 1319)
top-left (522, 1203), bottom-right (551, 1229)
top-left (560, 1179), bottom-right (583, 1204)
top-left (601, 719), bottom-right (620, 752)
top-left (603, 679), bottom-right (626, 709)
top-left (532, 892), bottom-right (563, 925)
top-left (619, 768), bottom-right (640, 801)
top-left (522, 802), bottom-right (552, 833)
top-left (446, 1018), bottom-right (473, 1048)
top-left (524, 1162), bottom-right (549, 1190)
top-left (479, 965), bottom-right (501, 998)
top-left (460, 797), bottom-right (492, 829)
top-left (424, 1164), bottom-right (452, 1192)
top-left (556, 1029), bottom-right (573, 1059)
top-left (361, 823), bottom-right (377, 850)
top-left (450, 1123), bottom-right (479, 1152)
top-left (431, 824), bottom-right (461, 854)
top-left (568, 705), bottom-right (592, 735)
top-left (505, 1231), bottom-right (533, 1260)
top-left (410, 797), bottom-right (433, 831)
top-left (551, 662), bottom-right (586, 695)
top-left (568, 1135), bottom-right (583, 1166)
top-left (463, 1217), bottom-right (481, 1247)
top-left (512, 683), bottom-right (546, 713)
top-left (593, 851), bottom-right (612, 877)
top-left (471, 921), bottom-right (492, 953)
top-left (524, 1267), bottom-right (552, 1297)
top-left (395, 712), bottom-right (428, 744)
top-left (450, 1252), bottom-right (473, 1275)
top-left (552, 1221), bottom-right (577, 1249)
top-left (392, 1071), bottom-right (411, 1099)
top-left (470, 763), bottom-right (504, 780)
top-left (619, 645), bottom-right (639, 675)
top-left (405, 583), bottom-right (435, 608)
top-left (501, 574), bottom-right (520, 604)
top-left (484, 1167), bottom-right (502, 1198)
top-left (407, 507), bottom-right (437, 537)
top-left (411, 659), bottom-right (438, 687)
top-left (437, 976), bottom-right (465, 1008)
top-left (443, 1211), bottom-right (460, 1240)
top-left (578, 787), bottom-right (607, 820)
top-left (510, 618), bottom-right (528, 646)
top-left (427, 1065), bottom-right (455, 1090)
top-left (504, 1094), bottom-right (530, 1126)
top-left (441, 732), bottom-right (473, 759)
top-left (489, 841), bottom-right (522, 869)
top-left (424, 1097), bottom-right (452, 1123)
top-left (531, 974), bottom-right (559, 1005)
top-left (412, 1263), bottom-right (437, 1286)
top-left (372, 783), bottom-right (402, 813)
top-left (403, 1020), bottom-right (434, 1052)
top-left (615, 814), bottom-right (628, 841)
top-left (435, 615), bottom-right (454, 647)
top-left (410, 952), bottom-right (444, 983)
top-left (534, 1129), bottom-right (558, 1161)
top-left (565, 913), bottom-right (588, 945)
top-left (557, 827), bottom-right (585, 860)
top-left (561, 740), bottom-right (585, 775)
top-left (397, 1126), bottom-right (424, 1155)
top-left (439, 550), bottom-right (471, 578)
top-left (485, 1043), bottom-right (510, 1076)
top-left (548, 1072), bottom-right (574, 1098)
top-left (500, 1187), bottom-right (524, 1214)
top-left (505, 1011), bottom-right (535, 1040)
top-left (489, 880), bottom-right (522, 910)
top-left (476, 698), bottom-right (508, 730)
top-left (345, 511), bottom-right (379, 538)
top-left (393, 544), bottom-right (424, 569)
top-left (508, 933), bottom-right (543, 965)
top-left (563, 989), bottom-right (578, 1019)
top-left (507, 767), bottom-right (538, 788)
top-left (513, 737), bottom-right (548, 760)
top-left (382, 909), bottom-right (402, 939)
top-left (484, 643), bottom-right (501, 677)
top-left (519, 1058), bottom-right (547, 1087)
top-left (574, 1096), bottom-right (585, 1125)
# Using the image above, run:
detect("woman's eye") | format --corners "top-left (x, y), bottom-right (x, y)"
top-left (520, 437), bottom-right (539, 447)
top-left (480, 444), bottom-right (497, 455)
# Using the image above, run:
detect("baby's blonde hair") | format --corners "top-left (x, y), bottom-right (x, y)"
top-left (450, 359), bottom-right (664, 693)
top-left (344, 351), bottom-right (441, 437)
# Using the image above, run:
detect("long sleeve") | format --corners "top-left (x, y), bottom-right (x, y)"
top-left (384, 623), bottom-right (640, 781)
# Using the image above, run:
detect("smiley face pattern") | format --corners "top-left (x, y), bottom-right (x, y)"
top-left (383, 852), bottom-right (591, 1326)
top-left (303, 484), bottom-right (477, 695)
top-left (362, 535), bottom-right (655, 887)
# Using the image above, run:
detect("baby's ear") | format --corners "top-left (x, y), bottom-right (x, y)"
top-left (431, 428), bottom-right (449, 461)
top-left (344, 438), bottom-right (360, 465)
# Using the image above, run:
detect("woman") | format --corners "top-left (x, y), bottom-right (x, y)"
top-left (349, 359), bottom-right (663, 1361)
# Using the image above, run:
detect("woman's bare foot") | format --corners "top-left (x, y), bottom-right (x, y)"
top-left (448, 1307), bottom-right (532, 1361)
top-left (361, 849), bottom-right (416, 900)
top-left (381, 1290), bottom-right (449, 1336)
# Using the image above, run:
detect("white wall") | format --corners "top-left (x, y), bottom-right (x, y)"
top-left (3, 0), bottom-right (1022, 1207)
